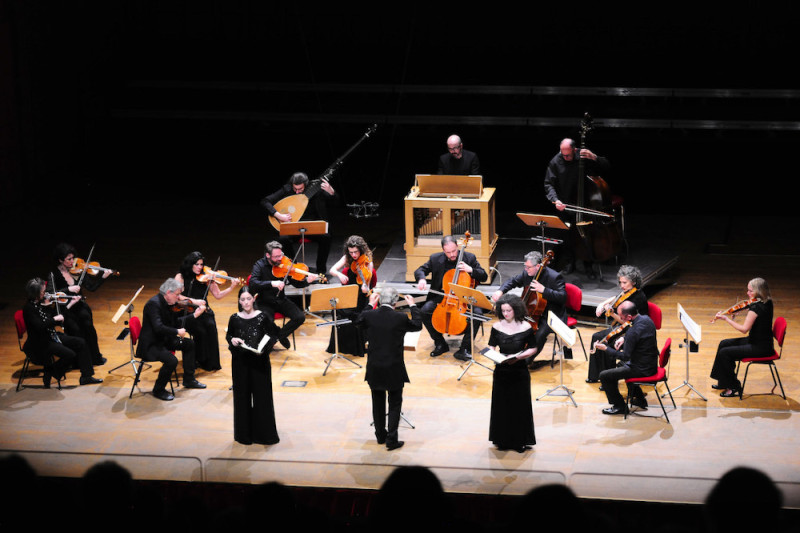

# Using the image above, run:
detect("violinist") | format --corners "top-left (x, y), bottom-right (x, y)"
top-left (260, 172), bottom-right (336, 275)
top-left (543, 138), bottom-right (610, 278)
top-left (249, 240), bottom-right (320, 349)
top-left (137, 278), bottom-right (207, 401)
top-left (415, 235), bottom-right (488, 361)
top-left (176, 251), bottom-right (240, 372)
top-left (586, 265), bottom-right (649, 383)
top-left (50, 242), bottom-right (112, 366)
top-left (710, 278), bottom-right (774, 398)
top-left (491, 251), bottom-right (567, 368)
top-left (21, 278), bottom-right (101, 387)
top-left (326, 235), bottom-right (374, 357)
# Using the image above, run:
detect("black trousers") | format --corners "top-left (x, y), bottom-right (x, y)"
top-left (599, 363), bottom-right (646, 408)
top-left (371, 388), bottom-right (403, 445)
top-left (142, 336), bottom-right (196, 391)
top-left (710, 337), bottom-right (772, 390)
top-left (258, 298), bottom-right (305, 342)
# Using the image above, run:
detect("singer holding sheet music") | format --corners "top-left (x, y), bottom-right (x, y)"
top-left (226, 286), bottom-right (281, 445)
top-left (487, 294), bottom-right (536, 452)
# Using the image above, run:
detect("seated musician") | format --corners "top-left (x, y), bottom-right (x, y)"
top-left (437, 134), bottom-right (481, 176)
top-left (136, 278), bottom-right (207, 401)
top-left (249, 240), bottom-right (320, 349)
top-left (260, 172), bottom-right (337, 275)
top-left (326, 235), bottom-right (374, 357)
top-left (587, 265), bottom-right (649, 383)
top-left (491, 251), bottom-right (567, 368)
top-left (415, 235), bottom-right (488, 361)
top-left (543, 138), bottom-right (610, 278)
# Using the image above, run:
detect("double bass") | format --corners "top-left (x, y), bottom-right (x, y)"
top-left (566, 113), bottom-right (624, 264)
top-left (431, 233), bottom-right (473, 336)
top-left (520, 250), bottom-right (554, 330)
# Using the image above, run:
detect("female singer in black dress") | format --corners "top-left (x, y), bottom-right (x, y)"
top-left (227, 286), bottom-right (280, 445)
top-left (586, 265), bottom-right (649, 383)
top-left (50, 242), bottom-right (112, 366)
top-left (326, 235), bottom-right (375, 357)
top-left (710, 277), bottom-right (774, 398)
top-left (21, 278), bottom-right (101, 387)
top-left (488, 294), bottom-right (537, 452)
top-left (176, 252), bottom-right (240, 371)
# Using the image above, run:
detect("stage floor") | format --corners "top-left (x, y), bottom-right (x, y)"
top-left (1, 204), bottom-right (799, 508)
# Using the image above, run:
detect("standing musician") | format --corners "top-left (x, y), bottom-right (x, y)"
top-left (50, 242), bottom-right (113, 366)
top-left (249, 240), bottom-right (320, 349)
top-left (491, 250), bottom-right (568, 367)
top-left (355, 287), bottom-right (422, 451)
top-left (543, 138), bottom-right (611, 278)
top-left (710, 277), bottom-right (774, 398)
top-left (326, 235), bottom-right (375, 357)
top-left (586, 265), bottom-right (649, 383)
top-left (136, 278), bottom-right (207, 401)
top-left (260, 172), bottom-right (337, 275)
top-left (176, 251), bottom-right (240, 371)
top-left (437, 134), bottom-right (481, 176)
top-left (22, 277), bottom-right (101, 387)
top-left (594, 300), bottom-right (659, 415)
top-left (415, 235), bottom-right (488, 361)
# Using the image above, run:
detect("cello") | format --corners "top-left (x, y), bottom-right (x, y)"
top-left (565, 113), bottom-right (624, 264)
top-left (431, 233), bottom-right (473, 336)
top-left (520, 250), bottom-right (554, 330)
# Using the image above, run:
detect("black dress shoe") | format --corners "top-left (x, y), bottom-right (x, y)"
top-left (386, 441), bottom-right (405, 451)
top-left (153, 389), bottom-right (175, 401)
top-left (279, 337), bottom-right (291, 349)
top-left (586, 379), bottom-right (599, 383)
top-left (602, 406), bottom-right (629, 415)
top-left (453, 349), bottom-right (471, 361)
top-left (430, 344), bottom-right (448, 357)
top-left (630, 398), bottom-right (648, 410)
top-left (183, 379), bottom-right (207, 389)
top-left (79, 376), bottom-right (103, 385)
top-left (93, 357), bottom-right (108, 366)
top-left (711, 383), bottom-right (725, 390)
top-left (720, 388), bottom-right (740, 398)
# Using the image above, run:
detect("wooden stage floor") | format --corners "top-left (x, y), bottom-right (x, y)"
top-left (2, 202), bottom-right (800, 508)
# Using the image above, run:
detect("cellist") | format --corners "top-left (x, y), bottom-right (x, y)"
top-left (491, 251), bottom-right (567, 369)
top-left (415, 235), bottom-right (488, 361)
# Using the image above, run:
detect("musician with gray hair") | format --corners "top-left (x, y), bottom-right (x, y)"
top-left (355, 287), bottom-right (422, 450)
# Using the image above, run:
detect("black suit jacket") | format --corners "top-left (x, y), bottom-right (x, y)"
top-left (21, 300), bottom-right (59, 359)
top-left (414, 251), bottom-right (488, 304)
top-left (136, 293), bottom-right (189, 359)
top-left (356, 304), bottom-right (422, 390)
top-left (499, 266), bottom-right (568, 324)
top-left (603, 314), bottom-right (659, 376)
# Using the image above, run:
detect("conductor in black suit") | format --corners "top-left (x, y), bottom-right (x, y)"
top-left (356, 288), bottom-right (422, 451)
top-left (491, 250), bottom-right (569, 365)
top-left (136, 278), bottom-right (208, 401)
top-left (437, 134), bottom-right (481, 175)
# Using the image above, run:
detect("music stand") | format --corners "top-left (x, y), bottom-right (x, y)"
top-left (536, 311), bottom-right (578, 407)
top-left (109, 285), bottom-right (145, 375)
top-left (672, 304), bottom-right (707, 400)
top-left (446, 283), bottom-right (494, 381)
top-left (516, 213), bottom-right (568, 257)
top-left (280, 220), bottom-right (329, 311)
top-left (310, 284), bottom-right (362, 376)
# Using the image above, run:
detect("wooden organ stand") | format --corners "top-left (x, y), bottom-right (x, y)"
top-left (404, 175), bottom-right (498, 283)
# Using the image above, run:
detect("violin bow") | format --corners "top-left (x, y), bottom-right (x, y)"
top-left (201, 256), bottom-right (221, 301)
top-left (77, 242), bottom-right (96, 287)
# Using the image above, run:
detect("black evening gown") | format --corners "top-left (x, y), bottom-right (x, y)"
top-left (183, 278), bottom-right (221, 371)
top-left (325, 268), bottom-right (368, 357)
top-left (488, 327), bottom-right (536, 450)
top-left (227, 312), bottom-right (280, 445)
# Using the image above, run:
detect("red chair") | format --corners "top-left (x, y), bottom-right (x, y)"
top-left (15, 309), bottom-right (61, 391)
top-left (565, 283), bottom-right (587, 360)
top-left (738, 317), bottom-right (787, 400)
top-left (625, 337), bottom-right (676, 423)
top-left (129, 316), bottom-right (178, 399)
top-left (647, 301), bottom-right (662, 330)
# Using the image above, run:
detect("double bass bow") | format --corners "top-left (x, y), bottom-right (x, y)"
top-left (431, 232), bottom-right (474, 336)
top-left (520, 250), bottom-right (554, 330)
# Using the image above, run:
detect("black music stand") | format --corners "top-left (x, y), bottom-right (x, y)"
top-left (673, 303), bottom-right (707, 401)
top-left (447, 283), bottom-right (494, 381)
top-left (311, 284), bottom-right (362, 376)
top-left (280, 220), bottom-right (329, 312)
top-left (537, 311), bottom-right (578, 407)
top-left (109, 285), bottom-right (145, 375)
top-left (516, 213), bottom-right (568, 257)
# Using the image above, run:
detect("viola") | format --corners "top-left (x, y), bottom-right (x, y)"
top-left (42, 291), bottom-right (83, 306)
top-left (603, 287), bottom-right (638, 318)
top-left (271, 256), bottom-right (327, 284)
top-left (520, 250), bottom-right (554, 330)
top-left (350, 254), bottom-right (373, 287)
top-left (591, 321), bottom-right (632, 353)
top-left (170, 299), bottom-right (202, 314)
top-left (711, 298), bottom-right (760, 323)
top-left (196, 266), bottom-right (245, 286)
top-left (431, 233), bottom-right (473, 336)
top-left (70, 257), bottom-right (120, 278)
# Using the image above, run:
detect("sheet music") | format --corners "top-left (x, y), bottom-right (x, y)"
top-left (479, 347), bottom-right (522, 364)
top-left (240, 334), bottom-right (272, 354)
top-left (548, 311), bottom-right (576, 347)
top-left (677, 303), bottom-right (702, 343)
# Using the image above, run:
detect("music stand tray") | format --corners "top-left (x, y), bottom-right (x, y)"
top-left (279, 220), bottom-right (329, 237)
top-left (517, 212), bottom-right (568, 256)
top-left (310, 285), bottom-right (362, 376)
top-left (446, 283), bottom-right (494, 380)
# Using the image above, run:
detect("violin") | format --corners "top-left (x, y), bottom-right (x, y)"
top-left (196, 266), bottom-right (245, 286)
top-left (170, 299), bottom-right (202, 314)
top-left (591, 321), bottom-right (632, 353)
top-left (42, 291), bottom-right (83, 306)
top-left (521, 250), bottom-right (554, 330)
top-left (431, 233), bottom-right (473, 336)
top-left (271, 256), bottom-right (327, 284)
top-left (70, 258), bottom-right (120, 278)
top-left (711, 298), bottom-right (760, 323)
top-left (599, 287), bottom-right (638, 319)
top-left (350, 254), bottom-right (373, 287)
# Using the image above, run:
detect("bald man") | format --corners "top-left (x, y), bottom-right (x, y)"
top-left (437, 134), bottom-right (481, 175)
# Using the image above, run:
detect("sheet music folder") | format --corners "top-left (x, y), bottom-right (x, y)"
top-left (415, 174), bottom-right (483, 198)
